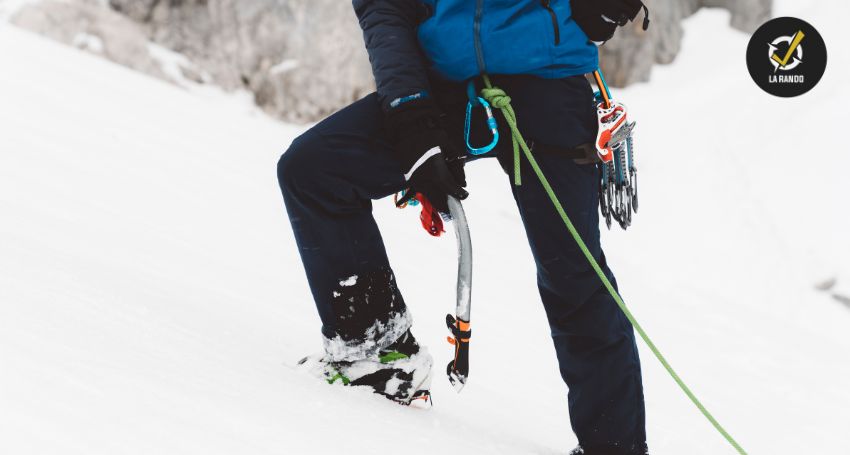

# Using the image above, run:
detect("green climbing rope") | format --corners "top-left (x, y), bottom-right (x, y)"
top-left (479, 75), bottom-right (747, 455)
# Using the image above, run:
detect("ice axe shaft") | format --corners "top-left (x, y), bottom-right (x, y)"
top-left (446, 196), bottom-right (472, 392)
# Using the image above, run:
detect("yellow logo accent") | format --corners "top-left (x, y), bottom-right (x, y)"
top-left (769, 30), bottom-right (805, 72)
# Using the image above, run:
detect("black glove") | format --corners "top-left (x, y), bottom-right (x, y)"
top-left (401, 153), bottom-right (468, 215)
top-left (386, 97), bottom-right (468, 214)
top-left (571, 0), bottom-right (649, 42)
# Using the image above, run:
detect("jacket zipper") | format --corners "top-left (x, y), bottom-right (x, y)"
top-left (473, 0), bottom-right (487, 74)
top-left (541, 0), bottom-right (560, 45)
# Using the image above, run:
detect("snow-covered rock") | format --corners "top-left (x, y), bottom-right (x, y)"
top-left (11, 0), bottom-right (170, 82)
top-left (107, 0), bottom-right (374, 123)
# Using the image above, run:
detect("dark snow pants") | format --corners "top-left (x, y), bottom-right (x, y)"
top-left (277, 75), bottom-right (646, 454)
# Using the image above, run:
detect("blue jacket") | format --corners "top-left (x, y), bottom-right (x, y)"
top-left (353, 0), bottom-right (598, 109)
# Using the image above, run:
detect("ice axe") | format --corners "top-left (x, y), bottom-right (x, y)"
top-left (445, 195), bottom-right (472, 392)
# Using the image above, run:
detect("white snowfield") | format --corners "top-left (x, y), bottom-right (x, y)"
top-left (1, 2), bottom-right (849, 454)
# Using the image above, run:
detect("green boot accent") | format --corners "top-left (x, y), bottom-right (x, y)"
top-left (326, 371), bottom-right (351, 385)
top-left (379, 351), bottom-right (409, 364)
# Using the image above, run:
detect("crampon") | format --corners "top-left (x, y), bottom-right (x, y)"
top-left (296, 330), bottom-right (433, 408)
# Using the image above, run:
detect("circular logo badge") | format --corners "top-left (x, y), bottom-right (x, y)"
top-left (746, 17), bottom-right (827, 97)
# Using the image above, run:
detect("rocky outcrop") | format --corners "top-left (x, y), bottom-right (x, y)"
top-left (106, 0), bottom-right (374, 123)
top-left (11, 0), bottom-right (170, 83)
top-left (11, 0), bottom-right (771, 123)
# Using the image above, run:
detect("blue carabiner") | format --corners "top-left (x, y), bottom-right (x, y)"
top-left (464, 81), bottom-right (499, 156)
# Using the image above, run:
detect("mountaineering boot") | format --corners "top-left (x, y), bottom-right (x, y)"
top-left (298, 329), bottom-right (433, 407)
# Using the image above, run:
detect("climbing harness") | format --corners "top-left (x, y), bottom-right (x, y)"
top-left (592, 70), bottom-right (639, 230)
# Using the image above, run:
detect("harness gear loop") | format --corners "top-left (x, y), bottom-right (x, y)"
top-left (478, 74), bottom-right (748, 455)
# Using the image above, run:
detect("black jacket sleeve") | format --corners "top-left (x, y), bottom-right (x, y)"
top-left (352, 0), bottom-right (432, 111)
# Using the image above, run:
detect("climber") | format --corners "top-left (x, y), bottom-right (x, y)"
top-left (277, 1), bottom-right (650, 454)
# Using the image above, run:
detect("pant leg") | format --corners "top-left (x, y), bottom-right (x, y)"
top-left (277, 93), bottom-right (411, 362)
top-left (495, 75), bottom-right (647, 453)
top-left (510, 154), bottom-right (647, 454)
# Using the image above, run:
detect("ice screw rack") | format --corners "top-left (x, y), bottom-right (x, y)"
top-left (592, 70), bottom-right (639, 230)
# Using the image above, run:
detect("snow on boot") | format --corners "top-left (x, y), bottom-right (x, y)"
top-left (298, 330), bottom-right (433, 407)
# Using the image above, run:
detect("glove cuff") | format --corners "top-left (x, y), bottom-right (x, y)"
top-left (385, 96), bottom-right (446, 172)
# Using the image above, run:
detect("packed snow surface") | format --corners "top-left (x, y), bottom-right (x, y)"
top-left (1, 2), bottom-right (849, 454)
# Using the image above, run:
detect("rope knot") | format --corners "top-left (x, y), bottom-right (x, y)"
top-left (480, 87), bottom-right (511, 109)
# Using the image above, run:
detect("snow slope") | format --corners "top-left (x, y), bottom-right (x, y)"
top-left (1, 2), bottom-right (849, 454)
